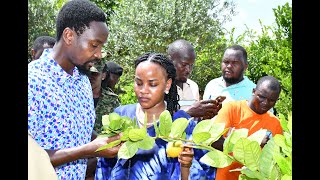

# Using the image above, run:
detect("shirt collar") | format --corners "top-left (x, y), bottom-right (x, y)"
top-left (177, 80), bottom-right (191, 90)
top-left (41, 48), bottom-right (82, 85)
top-left (221, 76), bottom-right (248, 88)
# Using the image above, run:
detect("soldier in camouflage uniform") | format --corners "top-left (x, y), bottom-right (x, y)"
top-left (94, 61), bottom-right (123, 133)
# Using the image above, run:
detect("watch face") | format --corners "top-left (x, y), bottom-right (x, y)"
top-left (266, 130), bottom-right (272, 139)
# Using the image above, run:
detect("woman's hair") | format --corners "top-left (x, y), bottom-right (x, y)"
top-left (135, 52), bottom-right (180, 115)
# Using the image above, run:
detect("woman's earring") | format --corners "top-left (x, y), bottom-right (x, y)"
top-left (165, 90), bottom-right (169, 94)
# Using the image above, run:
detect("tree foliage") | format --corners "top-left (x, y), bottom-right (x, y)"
top-left (240, 3), bottom-right (292, 117)
top-left (102, 0), bottom-right (236, 102)
top-left (28, 0), bottom-right (66, 62)
top-left (27, 0), bottom-right (291, 118)
top-left (90, 0), bottom-right (122, 24)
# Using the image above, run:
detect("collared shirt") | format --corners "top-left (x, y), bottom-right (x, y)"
top-left (202, 76), bottom-right (256, 104)
top-left (28, 48), bottom-right (95, 180)
top-left (177, 79), bottom-right (200, 111)
top-left (94, 87), bottom-right (121, 133)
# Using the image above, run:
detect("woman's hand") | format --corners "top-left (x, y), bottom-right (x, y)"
top-left (178, 146), bottom-right (193, 168)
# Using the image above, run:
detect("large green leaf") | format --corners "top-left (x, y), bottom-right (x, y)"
top-left (286, 112), bottom-right (292, 132)
top-left (233, 138), bottom-right (260, 171)
top-left (238, 174), bottom-right (257, 180)
top-left (281, 174), bottom-right (292, 180)
top-left (120, 128), bottom-right (131, 141)
top-left (269, 165), bottom-right (281, 180)
top-left (192, 120), bottom-right (213, 133)
top-left (244, 141), bottom-right (261, 171)
top-left (121, 116), bottom-right (134, 130)
top-left (101, 114), bottom-right (110, 127)
top-left (224, 128), bottom-right (248, 154)
top-left (118, 141), bottom-right (139, 159)
top-left (273, 134), bottom-right (289, 153)
top-left (169, 118), bottom-right (189, 138)
top-left (193, 132), bottom-right (211, 144)
top-left (109, 112), bottom-right (123, 130)
top-left (138, 136), bottom-right (155, 150)
top-left (158, 110), bottom-right (172, 136)
top-left (278, 113), bottom-right (289, 132)
top-left (206, 122), bottom-right (227, 144)
top-left (284, 132), bottom-right (292, 149)
top-left (273, 153), bottom-right (291, 176)
top-left (128, 128), bottom-right (147, 142)
top-left (199, 149), bottom-right (233, 168)
top-left (248, 129), bottom-right (267, 145)
top-left (259, 138), bottom-right (276, 177)
top-left (240, 167), bottom-right (265, 180)
top-left (192, 120), bottom-right (225, 145)
top-left (95, 139), bottom-right (122, 152)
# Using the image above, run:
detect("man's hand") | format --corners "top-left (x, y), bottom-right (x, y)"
top-left (186, 99), bottom-right (220, 119)
top-left (261, 131), bottom-right (272, 148)
top-left (90, 133), bottom-right (123, 158)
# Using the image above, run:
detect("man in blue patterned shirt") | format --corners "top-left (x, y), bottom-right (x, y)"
top-left (28, 0), bottom-right (122, 179)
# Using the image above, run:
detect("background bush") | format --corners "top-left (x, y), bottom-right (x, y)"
top-left (28, 0), bottom-right (291, 118)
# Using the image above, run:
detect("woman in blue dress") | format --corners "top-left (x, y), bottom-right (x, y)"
top-left (95, 52), bottom-right (207, 180)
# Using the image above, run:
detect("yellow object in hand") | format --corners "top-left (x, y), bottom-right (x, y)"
top-left (166, 141), bottom-right (183, 158)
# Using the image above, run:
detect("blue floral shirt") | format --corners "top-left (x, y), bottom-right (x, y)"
top-left (28, 48), bottom-right (95, 180)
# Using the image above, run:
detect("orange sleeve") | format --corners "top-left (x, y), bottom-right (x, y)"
top-left (271, 120), bottom-right (283, 136)
top-left (214, 102), bottom-right (234, 136)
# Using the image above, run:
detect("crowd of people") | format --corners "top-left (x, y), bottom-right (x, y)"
top-left (28, 0), bottom-right (284, 180)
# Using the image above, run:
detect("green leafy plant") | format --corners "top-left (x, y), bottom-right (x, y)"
top-left (228, 112), bottom-right (292, 180)
top-left (96, 110), bottom-right (292, 180)
top-left (96, 110), bottom-right (231, 168)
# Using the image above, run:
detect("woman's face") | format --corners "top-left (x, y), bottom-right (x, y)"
top-left (134, 61), bottom-right (171, 110)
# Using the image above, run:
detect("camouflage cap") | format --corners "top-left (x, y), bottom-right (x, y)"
top-left (104, 61), bottom-right (123, 76)
top-left (94, 59), bottom-right (107, 72)
top-left (89, 66), bottom-right (99, 73)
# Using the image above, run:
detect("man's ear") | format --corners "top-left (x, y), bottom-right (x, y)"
top-left (252, 88), bottom-right (256, 94)
top-left (243, 63), bottom-right (248, 71)
top-left (31, 49), bottom-right (36, 60)
top-left (101, 72), bottom-right (107, 81)
top-left (62, 28), bottom-right (74, 45)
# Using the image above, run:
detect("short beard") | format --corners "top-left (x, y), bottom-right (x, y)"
top-left (76, 64), bottom-right (90, 76)
top-left (176, 77), bottom-right (187, 84)
top-left (223, 76), bottom-right (243, 84)
top-left (222, 66), bottom-right (245, 85)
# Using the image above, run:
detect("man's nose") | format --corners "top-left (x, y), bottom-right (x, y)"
top-left (185, 64), bottom-right (192, 73)
top-left (94, 48), bottom-right (103, 59)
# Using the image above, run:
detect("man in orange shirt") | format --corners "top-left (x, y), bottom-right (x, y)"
top-left (212, 75), bottom-right (283, 180)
